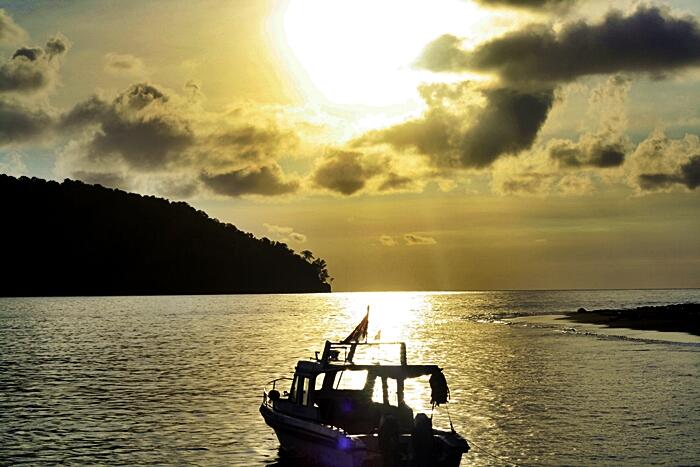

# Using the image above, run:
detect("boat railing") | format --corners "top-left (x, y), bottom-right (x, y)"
top-left (318, 340), bottom-right (408, 365)
top-left (262, 377), bottom-right (294, 406)
top-left (266, 376), bottom-right (294, 390)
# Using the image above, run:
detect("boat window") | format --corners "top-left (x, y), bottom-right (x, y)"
top-left (314, 373), bottom-right (325, 391)
top-left (371, 377), bottom-right (399, 406)
top-left (335, 370), bottom-right (368, 390)
top-left (371, 377), bottom-right (383, 403)
top-left (299, 377), bottom-right (309, 406)
top-left (289, 376), bottom-right (298, 402)
top-left (386, 378), bottom-right (398, 406)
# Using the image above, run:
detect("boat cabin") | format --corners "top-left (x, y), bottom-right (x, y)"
top-left (267, 341), bottom-right (444, 435)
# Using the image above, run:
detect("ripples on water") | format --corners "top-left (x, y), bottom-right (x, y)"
top-left (1, 290), bottom-right (699, 465)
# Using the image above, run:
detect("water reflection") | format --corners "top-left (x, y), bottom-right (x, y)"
top-left (1, 290), bottom-right (699, 466)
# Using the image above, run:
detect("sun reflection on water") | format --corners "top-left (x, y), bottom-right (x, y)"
top-left (341, 291), bottom-right (431, 344)
top-left (335, 292), bottom-right (438, 418)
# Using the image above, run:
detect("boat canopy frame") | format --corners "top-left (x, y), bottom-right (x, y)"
top-left (306, 340), bottom-right (443, 380)
top-left (317, 340), bottom-right (408, 365)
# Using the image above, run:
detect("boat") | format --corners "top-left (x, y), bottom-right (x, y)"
top-left (259, 309), bottom-right (470, 466)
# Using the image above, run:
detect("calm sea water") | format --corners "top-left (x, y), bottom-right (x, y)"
top-left (1, 290), bottom-right (699, 466)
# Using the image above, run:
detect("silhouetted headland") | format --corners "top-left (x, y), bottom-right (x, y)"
top-left (0, 174), bottom-right (331, 296)
top-left (560, 303), bottom-right (700, 336)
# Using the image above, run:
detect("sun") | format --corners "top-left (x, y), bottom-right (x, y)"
top-left (274, 0), bottom-right (491, 126)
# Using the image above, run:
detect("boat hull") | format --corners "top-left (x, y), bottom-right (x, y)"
top-left (260, 403), bottom-right (367, 467)
top-left (260, 403), bottom-right (466, 467)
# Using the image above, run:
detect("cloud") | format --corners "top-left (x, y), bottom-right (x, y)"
top-left (60, 84), bottom-right (194, 170)
top-left (638, 155), bottom-right (700, 191)
top-left (213, 124), bottom-right (296, 162)
top-left (379, 235), bottom-right (397, 247)
top-left (71, 170), bottom-right (129, 189)
top-left (264, 223), bottom-right (294, 235)
top-left (490, 145), bottom-right (599, 197)
top-left (0, 98), bottom-right (53, 144)
top-left (378, 173), bottom-right (415, 192)
top-left (54, 82), bottom-right (309, 199)
top-left (365, 81), bottom-right (554, 168)
top-left (264, 223), bottom-right (307, 243)
top-left (289, 232), bottom-right (307, 243)
top-left (626, 130), bottom-right (700, 192)
top-left (154, 177), bottom-right (200, 199)
top-left (201, 163), bottom-right (299, 197)
top-left (458, 86), bottom-right (555, 167)
top-left (59, 95), bottom-right (110, 129)
top-left (474, 0), bottom-right (573, 10)
top-left (312, 150), bottom-right (383, 195)
top-left (404, 233), bottom-right (437, 246)
top-left (548, 137), bottom-right (626, 168)
top-left (415, 34), bottom-right (466, 73)
top-left (104, 53), bottom-right (147, 76)
top-left (45, 34), bottom-right (70, 58)
top-left (0, 9), bottom-right (26, 44)
top-left (90, 113), bottom-right (194, 171)
top-left (0, 34), bottom-right (70, 94)
top-left (59, 83), bottom-right (299, 169)
top-left (547, 75), bottom-right (631, 168)
top-left (493, 171), bottom-right (554, 196)
top-left (0, 152), bottom-right (27, 176)
top-left (417, 7), bottom-right (700, 84)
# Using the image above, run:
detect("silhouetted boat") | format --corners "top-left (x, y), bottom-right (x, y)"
top-left (260, 311), bottom-right (470, 466)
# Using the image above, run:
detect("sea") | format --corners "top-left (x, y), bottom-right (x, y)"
top-left (1, 289), bottom-right (699, 466)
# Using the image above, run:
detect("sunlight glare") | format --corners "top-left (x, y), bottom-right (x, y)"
top-left (345, 292), bottom-right (429, 346)
top-left (280, 0), bottom-right (488, 114)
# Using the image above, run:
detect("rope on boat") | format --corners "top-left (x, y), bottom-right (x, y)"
top-left (466, 438), bottom-right (522, 466)
top-left (436, 405), bottom-right (525, 466)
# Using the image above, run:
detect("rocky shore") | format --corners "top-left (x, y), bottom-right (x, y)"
top-left (559, 303), bottom-right (700, 337)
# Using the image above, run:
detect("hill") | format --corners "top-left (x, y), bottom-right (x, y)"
top-left (0, 175), bottom-right (331, 296)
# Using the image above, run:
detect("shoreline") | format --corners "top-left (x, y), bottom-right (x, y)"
top-left (558, 303), bottom-right (700, 337)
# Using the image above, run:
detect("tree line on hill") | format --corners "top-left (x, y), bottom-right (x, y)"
top-left (0, 174), bottom-right (331, 296)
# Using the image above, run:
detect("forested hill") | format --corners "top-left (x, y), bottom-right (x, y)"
top-left (0, 175), bottom-right (331, 296)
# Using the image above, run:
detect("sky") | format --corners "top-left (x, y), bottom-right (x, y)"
top-left (1, 0), bottom-right (700, 291)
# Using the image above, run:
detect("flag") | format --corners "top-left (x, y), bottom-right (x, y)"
top-left (342, 306), bottom-right (369, 343)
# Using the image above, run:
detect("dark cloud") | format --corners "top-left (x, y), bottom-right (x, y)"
top-left (214, 125), bottom-right (293, 162)
top-left (115, 83), bottom-right (167, 110)
top-left (57, 84), bottom-right (303, 198)
top-left (90, 114), bottom-right (194, 170)
top-left (549, 139), bottom-right (626, 168)
top-left (216, 125), bottom-right (285, 148)
top-left (104, 52), bottom-right (145, 75)
top-left (498, 173), bottom-right (551, 195)
top-left (71, 170), bottom-right (129, 189)
top-left (368, 83), bottom-right (554, 168)
top-left (1, 51), bottom-right (48, 92)
top-left (417, 7), bottom-right (700, 84)
top-left (0, 35), bottom-right (70, 94)
top-left (459, 86), bottom-right (554, 167)
top-left (639, 155), bottom-right (700, 190)
top-left (312, 150), bottom-right (382, 195)
top-left (474, 0), bottom-right (573, 9)
top-left (0, 98), bottom-right (53, 144)
top-left (12, 47), bottom-right (42, 61)
top-left (638, 173), bottom-right (677, 190)
top-left (45, 35), bottom-right (70, 58)
top-left (379, 173), bottom-right (414, 192)
top-left (59, 96), bottom-right (110, 129)
top-left (61, 84), bottom-right (195, 170)
top-left (201, 164), bottom-right (299, 197)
